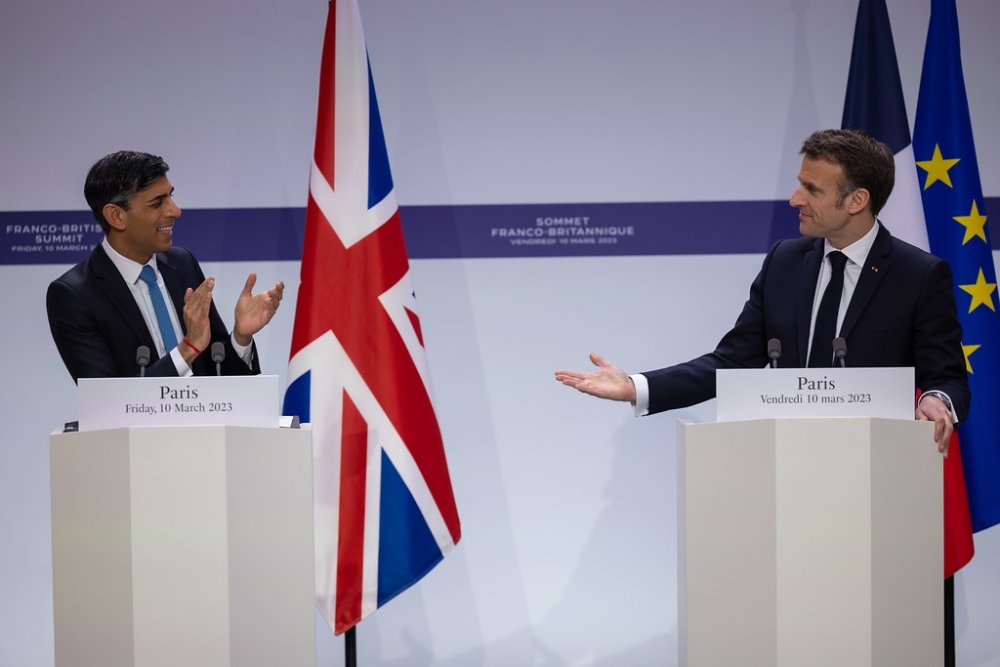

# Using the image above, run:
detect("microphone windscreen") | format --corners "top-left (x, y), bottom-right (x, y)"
top-left (832, 337), bottom-right (848, 358)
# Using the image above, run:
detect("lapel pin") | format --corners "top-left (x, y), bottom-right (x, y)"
top-left (871, 265), bottom-right (879, 273)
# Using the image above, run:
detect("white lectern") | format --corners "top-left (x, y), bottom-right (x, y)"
top-left (50, 425), bottom-right (315, 667)
top-left (678, 417), bottom-right (941, 667)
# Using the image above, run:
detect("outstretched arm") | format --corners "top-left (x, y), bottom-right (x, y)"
top-left (555, 352), bottom-right (637, 403)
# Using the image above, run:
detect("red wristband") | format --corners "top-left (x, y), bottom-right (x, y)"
top-left (182, 337), bottom-right (203, 355)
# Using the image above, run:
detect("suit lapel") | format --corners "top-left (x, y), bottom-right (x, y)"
top-left (92, 245), bottom-right (157, 349)
top-left (796, 240), bottom-right (824, 366)
top-left (840, 224), bottom-right (891, 339)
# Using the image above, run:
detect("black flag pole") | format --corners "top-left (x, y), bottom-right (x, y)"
top-left (345, 626), bottom-right (357, 667)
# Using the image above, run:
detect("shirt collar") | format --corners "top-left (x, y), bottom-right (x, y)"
top-left (101, 237), bottom-right (159, 285)
top-left (823, 220), bottom-right (880, 267)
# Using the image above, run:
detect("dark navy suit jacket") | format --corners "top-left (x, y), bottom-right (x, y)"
top-left (47, 244), bottom-right (260, 382)
top-left (643, 224), bottom-right (970, 421)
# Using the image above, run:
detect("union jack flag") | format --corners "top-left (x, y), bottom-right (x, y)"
top-left (284, 0), bottom-right (461, 635)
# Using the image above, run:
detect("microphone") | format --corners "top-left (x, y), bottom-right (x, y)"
top-left (136, 345), bottom-right (151, 377)
top-left (832, 337), bottom-right (848, 368)
top-left (211, 342), bottom-right (225, 377)
top-left (767, 338), bottom-right (782, 368)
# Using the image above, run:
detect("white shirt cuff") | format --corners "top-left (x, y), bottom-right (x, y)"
top-left (170, 346), bottom-right (194, 377)
top-left (630, 373), bottom-right (650, 417)
top-left (230, 333), bottom-right (255, 367)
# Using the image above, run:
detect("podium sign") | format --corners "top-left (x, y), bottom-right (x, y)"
top-left (77, 375), bottom-right (280, 431)
top-left (716, 367), bottom-right (914, 421)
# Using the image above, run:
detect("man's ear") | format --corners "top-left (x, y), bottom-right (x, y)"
top-left (847, 188), bottom-right (871, 215)
top-left (103, 203), bottom-right (127, 232)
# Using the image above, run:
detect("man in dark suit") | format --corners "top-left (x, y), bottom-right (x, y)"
top-left (47, 150), bottom-right (284, 382)
top-left (556, 128), bottom-right (970, 666)
top-left (555, 128), bottom-right (968, 452)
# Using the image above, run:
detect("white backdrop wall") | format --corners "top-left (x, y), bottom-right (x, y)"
top-left (2, 1), bottom-right (999, 665)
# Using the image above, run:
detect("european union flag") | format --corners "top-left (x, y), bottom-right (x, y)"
top-left (914, 0), bottom-right (1000, 533)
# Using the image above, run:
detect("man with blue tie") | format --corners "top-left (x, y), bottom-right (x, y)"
top-left (555, 129), bottom-right (968, 454)
top-left (47, 150), bottom-right (285, 382)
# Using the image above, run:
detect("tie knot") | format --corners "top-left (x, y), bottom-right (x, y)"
top-left (138, 265), bottom-right (157, 286)
top-left (828, 251), bottom-right (848, 273)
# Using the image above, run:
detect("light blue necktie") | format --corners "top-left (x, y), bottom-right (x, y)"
top-left (138, 265), bottom-right (179, 352)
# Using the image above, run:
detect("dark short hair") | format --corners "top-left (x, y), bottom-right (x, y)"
top-left (800, 129), bottom-right (894, 216)
top-left (84, 151), bottom-right (169, 232)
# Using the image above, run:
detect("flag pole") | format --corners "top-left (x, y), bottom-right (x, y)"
top-left (345, 627), bottom-right (357, 667)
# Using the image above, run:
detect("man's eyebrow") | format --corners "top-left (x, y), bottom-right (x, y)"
top-left (144, 187), bottom-right (174, 204)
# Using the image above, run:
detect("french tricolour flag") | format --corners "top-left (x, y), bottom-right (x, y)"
top-left (284, 0), bottom-right (461, 635)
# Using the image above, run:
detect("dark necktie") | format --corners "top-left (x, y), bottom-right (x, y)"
top-left (138, 265), bottom-right (179, 353)
top-left (808, 251), bottom-right (848, 368)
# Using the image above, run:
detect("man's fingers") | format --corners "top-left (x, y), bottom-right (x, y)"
top-left (915, 402), bottom-right (951, 455)
top-left (242, 272), bottom-right (257, 295)
top-left (553, 368), bottom-right (597, 390)
top-left (589, 352), bottom-right (622, 376)
top-left (937, 420), bottom-right (953, 454)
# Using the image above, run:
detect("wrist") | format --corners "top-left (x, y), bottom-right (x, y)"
top-left (182, 337), bottom-right (203, 356)
top-left (178, 343), bottom-right (199, 366)
top-left (920, 391), bottom-right (957, 423)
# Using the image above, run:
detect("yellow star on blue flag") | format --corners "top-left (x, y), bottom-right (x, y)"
top-left (953, 200), bottom-right (988, 245)
top-left (963, 343), bottom-right (981, 374)
top-left (958, 268), bottom-right (997, 313)
top-left (916, 144), bottom-right (960, 189)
